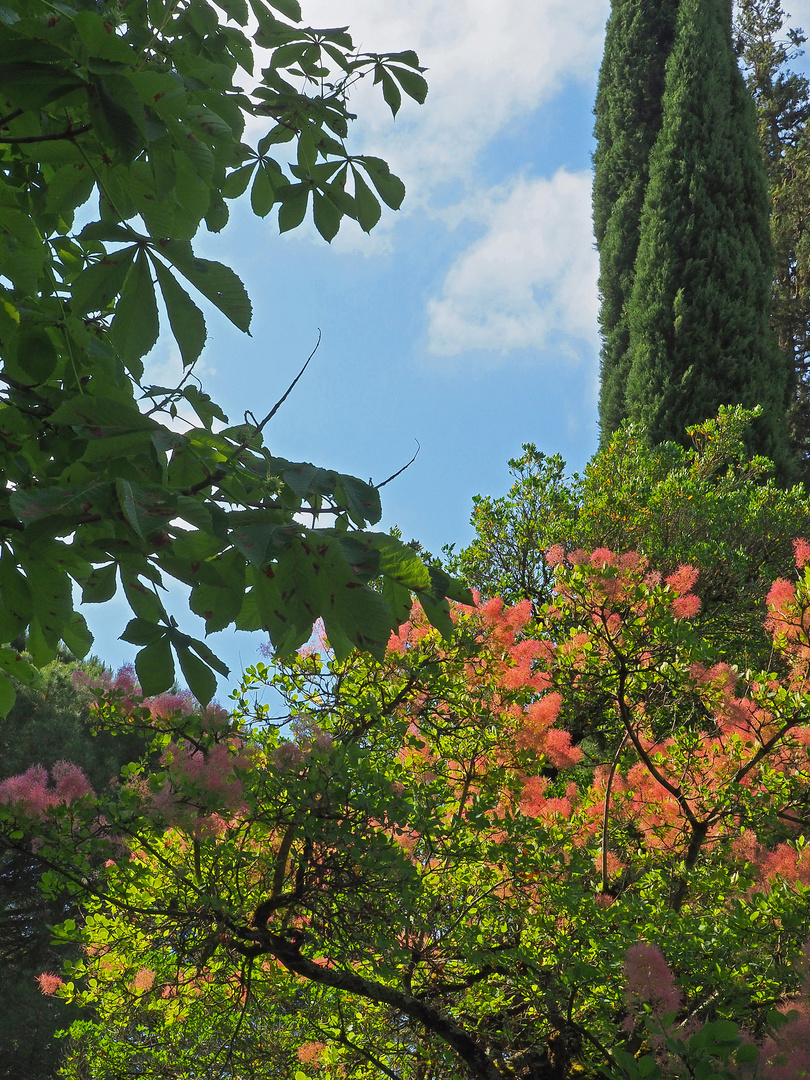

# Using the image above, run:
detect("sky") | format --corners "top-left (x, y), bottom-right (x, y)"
top-left (83, 0), bottom-right (810, 694)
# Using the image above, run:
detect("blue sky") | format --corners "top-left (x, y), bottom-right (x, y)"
top-left (83, 0), bottom-right (810, 693)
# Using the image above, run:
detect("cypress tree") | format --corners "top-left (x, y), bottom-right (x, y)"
top-left (735, 0), bottom-right (810, 478)
top-left (624, 0), bottom-right (791, 467)
top-left (593, 0), bottom-right (679, 444)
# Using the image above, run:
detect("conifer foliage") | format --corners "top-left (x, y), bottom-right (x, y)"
top-left (595, 0), bottom-right (792, 467)
top-left (735, 0), bottom-right (810, 478)
top-left (593, 0), bottom-right (679, 441)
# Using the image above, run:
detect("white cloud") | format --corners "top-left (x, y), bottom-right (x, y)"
top-left (244, 2), bottom-right (608, 357)
top-left (299, 0), bottom-right (609, 198)
top-left (426, 169), bottom-right (598, 361)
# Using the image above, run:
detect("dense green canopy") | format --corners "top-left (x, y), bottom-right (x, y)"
top-left (0, 0), bottom-right (466, 717)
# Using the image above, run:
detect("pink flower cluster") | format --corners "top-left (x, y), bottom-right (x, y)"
top-left (296, 1041), bottom-right (327, 1067)
top-left (514, 694), bottom-right (582, 769)
top-left (666, 564), bottom-right (701, 619)
top-left (132, 967), bottom-right (155, 993)
top-left (160, 741), bottom-right (250, 811)
top-left (793, 537), bottom-right (810, 569)
top-left (0, 762), bottom-right (94, 817)
top-left (519, 776), bottom-right (578, 821)
top-left (623, 942), bottom-right (681, 1021)
top-left (36, 972), bottom-right (63, 996)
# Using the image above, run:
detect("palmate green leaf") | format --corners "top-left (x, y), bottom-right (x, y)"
top-left (230, 524), bottom-right (284, 566)
top-left (129, 69), bottom-right (187, 119)
top-left (250, 162), bottom-right (276, 217)
top-left (120, 617), bottom-right (165, 646)
top-left (120, 566), bottom-right (167, 623)
top-left (252, 546), bottom-right (319, 655)
top-left (312, 190), bottom-right (341, 241)
top-left (82, 563), bottom-right (118, 604)
top-left (379, 70), bottom-right (402, 117)
top-left (381, 577), bottom-right (412, 625)
top-left (10, 483), bottom-right (110, 527)
top-left (205, 193), bottom-right (229, 233)
top-left (265, 0), bottom-right (302, 22)
top-left (127, 163), bottom-right (178, 240)
top-left (110, 249), bottom-right (160, 377)
top-left (4, 325), bottom-right (58, 386)
top-left (427, 564), bottom-right (474, 605)
top-left (334, 534), bottom-right (381, 579)
top-left (19, 557), bottom-right (73, 650)
top-left (116, 481), bottom-right (178, 541)
top-left (189, 579), bottom-right (243, 633)
top-left (189, 549), bottom-right (246, 633)
top-left (61, 611), bottom-right (93, 659)
top-left (234, 587), bottom-right (261, 630)
top-left (266, 458), bottom-right (330, 501)
top-left (358, 156), bottom-right (405, 210)
top-left (0, 554), bottom-right (31, 641)
top-left (43, 164), bottom-right (96, 228)
top-left (0, 207), bottom-right (47, 295)
top-left (176, 645), bottom-right (217, 705)
top-left (184, 635), bottom-right (229, 677)
top-left (387, 64), bottom-right (428, 105)
top-left (151, 258), bottom-right (207, 367)
top-left (181, 385), bottom-right (228, 428)
top-left (324, 580), bottom-right (393, 660)
top-left (278, 183), bottom-right (310, 232)
top-left (222, 162), bottom-right (257, 199)
top-left (81, 429), bottom-right (156, 464)
top-left (333, 474), bottom-right (382, 526)
top-left (49, 395), bottom-right (156, 435)
top-left (174, 495), bottom-right (214, 533)
top-left (214, 0), bottom-right (250, 26)
top-left (71, 246), bottom-right (137, 315)
top-left (387, 49), bottom-right (421, 68)
top-left (0, 646), bottom-right (40, 691)
top-left (222, 24), bottom-right (255, 71)
top-left (135, 634), bottom-right (175, 696)
top-left (74, 10), bottom-right (138, 64)
top-left (87, 75), bottom-right (146, 162)
top-left (78, 222), bottom-right (135, 244)
top-left (370, 533), bottom-right (431, 590)
top-left (0, 61), bottom-right (86, 113)
top-left (157, 241), bottom-right (252, 333)
top-left (351, 166), bottom-right (381, 233)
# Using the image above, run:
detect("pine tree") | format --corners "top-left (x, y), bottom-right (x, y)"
top-left (623, 0), bottom-right (791, 467)
top-left (593, 0), bottom-right (680, 443)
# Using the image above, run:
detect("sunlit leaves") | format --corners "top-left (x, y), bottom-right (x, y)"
top-left (7, 549), bottom-right (810, 1076)
top-left (0, 0), bottom-right (449, 708)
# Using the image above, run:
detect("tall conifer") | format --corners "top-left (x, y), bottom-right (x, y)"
top-left (623, 0), bottom-right (791, 467)
top-left (593, 0), bottom-right (679, 443)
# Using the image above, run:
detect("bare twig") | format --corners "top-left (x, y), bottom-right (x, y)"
top-left (247, 329), bottom-right (322, 436)
top-left (376, 440), bottom-right (420, 490)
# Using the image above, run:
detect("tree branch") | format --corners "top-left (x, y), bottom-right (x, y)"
top-left (242, 932), bottom-right (508, 1080)
top-left (0, 124), bottom-right (91, 144)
